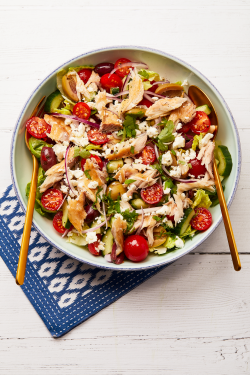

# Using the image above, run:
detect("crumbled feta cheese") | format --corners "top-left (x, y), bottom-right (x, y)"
top-left (88, 181), bottom-right (98, 189)
top-left (130, 184), bottom-right (136, 190)
top-left (72, 169), bottom-right (84, 179)
top-left (176, 122), bottom-right (183, 131)
top-left (152, 97), bottom-right (159, 101)
top-left (105, 148), bottom-right (111, 156)
top-left (182, 149), bottom-right (196, 162)
top-left (147, 126), bottom-right (159, 138)
top-left (114, 213), bottom-right (123, 220)
top-left (121, 193), bottom-right (131, 202)
top-left (182, 79), bottom-right (189, 87)
top-left (162, 151), bottom-right (173, 166)
top-left (170, 166), bottom-right (182, 178)
top-left (65, 119), bottom-right (72, 125)
top-left (173, 135), bottom-right (185, 149)
top-left (139, 121), bottom-right (148, 132)
top-left (175, 237), bottom-right (184, 248)
top-left (60, 185), bottom-right (69, 194)
top-left (136, 129), bottom-right (142, 136)
top-left (134, 157), bottom-right (143, 164)
top-left (69, 123), bottom-right (89, 147)
top-left (86, 232), bottom-right (98, 244)
top-left (156, 205), bottom-right (171, 215)
top-left (199, 133), bottom-right (213, 149)
top-left (124, 158), bottom-right (133, 164)
top-left (97, 241), bottom-right (105, 251)
top-left (53, 143), bottom-right (67, 162)
top-left (163, 186), bottom-right (171, 195)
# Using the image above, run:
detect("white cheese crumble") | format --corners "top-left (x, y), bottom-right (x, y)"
top-left (121, 193), bottom-right (131, 202)
top-left (176, 122), bottom-right (183, 131)
top-left (60, 185), bottom-right (69, 194)
top-left (162, 151), bottom-right (173, 166)
top-left (88, 181), bottom-right (98, 189)
top-left (139, 121), bottom-right (148, 132)
top-left (170, 166), bottom-right (182, 178)
top-left (72, 169), bottom-right (84, 179)
top-left (182, 79), bottom-right (189, 87)
top-left (136, 129), bottom-right (142, 136)
top-left (147, 126), bottom-right (159, 138)
top-left (175, 237), bottom-right (184, 248)
top-left (69, 123), bottom-right (89, 147)
top-left (86, 232), bottom-right (98, 244)
top-left (182, 149), bottom-right (196, 162)
top-left (163, 186), bottom-right (171, 195)
top-left (97, 241), bottom-right (105, 251)
top-left (173, 135), bottom-right (185, 149)
top-left (155, 205), bottom-right (171, 215)
top-left (52, 143), bottom-right (67, 162)
top-left (124, 158), bottom-right (133, 164)
top-left (199, 133), bottom-right (213, 149)
top-left (114, 213), bottom-right (123, 220)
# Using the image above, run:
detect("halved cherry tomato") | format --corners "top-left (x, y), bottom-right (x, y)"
top-left (148, 80), bottom-right (157, 93)
top-left (88, 233), bottom-right (102, 256)
top-left (190, 111), bottom-right (211, 134)
top-left (114, 58), bottom-right (132, 78)
top-left (167, 215), bottom-right (175, 222)
top-left (73, 102), bottom-right (91, 120)
top-left (100, 73), bottom-right (123, 92)
top-left (191, 207), bottom-right (212, 231)
top-left (78, 68), bottom-right (92, 84)
top-left (141, 183), bottom-right (163, 205)
top-left (189, 157), bottom-right (206, 178)
top-left (124, 235), bottom-right (149, 262)
top-left (81, 154), bottom-right (103, 170)
top-left (53, 211), bottom-right (67, 234)
top-left (177, 123), bottom-right (191, 133)
top-left (138, 98), bottom-right (153, 108)
top-left (87, 129), bottom-right (108, 145)
top-left (26, 117), bottom-right (51, 139)
top-left (138, 145), bottom-right (156, 165)
top-left (41, 188), bottom-right (64, 212)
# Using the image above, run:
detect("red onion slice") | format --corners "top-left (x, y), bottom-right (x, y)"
top-left (136, 207), bottom-right (144, 235)
top-left (122, 71), bottom-right (131, 91)
top-left (144, 91), bottom-right (166, 99)
top-left (105, 254), bottom-right (112, 263)
top-left (109, 62), bottom-right (148, 77)
top-left (62, 228), bottom-right (70, 238)
top-left (82, 218), bottom-right (111, 234)
top-left (104, 108), bottom-right (119, 117)
top-left (151, 80), bottom-right (170, 86)
top-left (154, 144), bottom-right (159, 160)
top-left (64, 146), bottom-right (78, 195)
top-left (51, 113), bottom-right (100, 129)
top-left (57, 192), bottom-right (68, 210)
top-left (106, 95), bottom-right (122, 102)
top-left (161, 165), bottom-right (197, 183)
top-left (143, 92), bottom-right (155, 103)
top-left (110, 90), bottom-right (129, 97)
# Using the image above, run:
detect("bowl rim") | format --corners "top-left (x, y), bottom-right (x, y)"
top-left (10, 45), bottom-right (242, 271)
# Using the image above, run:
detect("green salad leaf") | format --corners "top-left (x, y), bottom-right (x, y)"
top-left (192, 189), bottom-right (212, 209)
top-left (138, 69), bottom-right (160, 82)
top-left (28, 137), bottom-right (53, 159)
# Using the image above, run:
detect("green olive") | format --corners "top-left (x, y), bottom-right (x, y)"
top-left (107, 181), bottom-right (127, 200)
top-left (62, 73), bottom-right (78, 102)
top-left (155, 83), bottom-right (184, 95)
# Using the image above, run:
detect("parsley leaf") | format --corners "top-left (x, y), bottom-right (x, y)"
top-left (103, 192), bottom-right (121, 215)
top-left (92, 186), bottom-right (103, 210)
top-left (121, 209), bottom-right (139, 234)
top-left (121, 115), bottom-right (139, 141)
top-left (171, 149), bottom-right (176, 156)
top-left (90, 108), bottom-right (98, 116)
top-left (124, 179), bottom-right (136, 185)
top-left (158, 139), bottom-right (168, 152)
top-left (158, 120), bottom-right (175, 144)
top-left (153, 216), bottom-right (162, 222)
top-left (84, 170), bottom-right (91, 180)
top-left (130, 146), bottom-right (135, 154)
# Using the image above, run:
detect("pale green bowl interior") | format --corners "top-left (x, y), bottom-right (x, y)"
top-left (11, 46), bottom-right (241, 270)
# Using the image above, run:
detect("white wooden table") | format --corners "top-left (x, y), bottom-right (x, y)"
top-left (1, 1), bottom-right (250, 373)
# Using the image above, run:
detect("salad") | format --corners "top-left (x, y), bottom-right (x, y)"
top-left (25, 57), bottom-right (233, 264)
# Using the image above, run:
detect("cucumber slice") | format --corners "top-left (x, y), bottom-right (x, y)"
top-left (44, 90), bottom-right (64, 113)
top-left (62, 201), bottom-right (71, 229)
top-left (174, 208), bottom-right (195, 236)
top-left (111, 87), bottom-right (120, 95)
top-left (107, 159), bottom-right (124, 174)
top-left (217, 145), bottom-right (232, 177)
top-left (102, 228), bottom-right (114, 255)
top-left (130, 198), bottom-right (150, 210)
top-left (196, 104), bottom-right (211, 115)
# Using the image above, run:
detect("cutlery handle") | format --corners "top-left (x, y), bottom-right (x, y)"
top-left (213, 160), bottom-right (241, 271)
top-left (16, 155), bottom-right (39, 285)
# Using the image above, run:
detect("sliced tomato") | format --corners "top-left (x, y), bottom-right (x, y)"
top-left (141, 183), bottom-right (163, 205)
top-left (177, 123), bottom-right (191, 134)
top-left (138, 98), bottom-right (153, 108)
top-left (114, 58), bottom-right (132, 78)
top-left (100, 73), bottom-right (123, 92)
top-left (81, 154), bottom-right (103, 170)
top-left (191, 207), bottom-right (212, 231)
top-left (73, 102), bottom-right (91, 120)
top-left (41, 188), bottom-right (64, 212)
top-left (26, 117), bottom-right (51, 139)
top-left (189, 157), bottom-right (206, 178)
top-left (190, 111), bottom-right (211, 134)
top-left (87, 129), bottom-right (108, 145)
top-left (138, 145), bottom-right (156, 165)
top-left (53, 211), bottom-right (67, 234)
top-left (88, 234), bottom-right (102, 256)
top-left (78, 68), bottom-right (92, 84)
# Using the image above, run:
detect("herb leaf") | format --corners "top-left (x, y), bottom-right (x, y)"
top-left (130, 146), bottom-right (135, 154)
top-left (158, 120), bottom-right (175, 144)
top-left (84, 170), bottom-right (92, 180)
top-left (124, 179), bottom-right (136, 185)
top-left (121, 209), bottom-right (139, 234)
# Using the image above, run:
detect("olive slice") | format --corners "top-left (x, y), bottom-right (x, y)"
top-left (62, 73), bottom-right (78, 102)
top-left (107, 181), bottom-right (127, 200)
top-left (155, 83), bottom-right (184, 95)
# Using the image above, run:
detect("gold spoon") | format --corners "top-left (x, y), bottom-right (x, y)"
top-left (188, 86), bottom-right (241, 271)
top-left (16, 97), bottom-right (46, 285)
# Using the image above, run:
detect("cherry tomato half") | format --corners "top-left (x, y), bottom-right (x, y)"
top-left (124, 235), bottom-right (149, 262)
top-left (88, 233), bottom-right (102, 256)
top-left (138, 145), bottom-right (156, 165)
top-left (81, 154), bottom-right (103, 170)
top-left (78, 68), bottom-right (92, 84)
top-left (190, 111), bottom-right (211, 134)
top-left (167, 215), bottom-right (175, 222)
top-left (87, 129), bottom-right (109, 145)
top-left (189, 157), bottom-right (207, 178)
top-left (73, 102), bottom-right (91, 120)
top-left (191, 207), bottom-right (212, 231)
top-left (138, 98), bottom-right (153, 108)
top-left (53, 211), bottom-right (67, 234)
top-left (26, 117), bottom-right (51, 139)
top-left (100, 73), bottom-right (123, 92)
top-left (41, 188), bottom-right (64, 212)
top-left (114, 58), bottom-right (132, 78)
top-left (141, 183), bottom-right (163, 205)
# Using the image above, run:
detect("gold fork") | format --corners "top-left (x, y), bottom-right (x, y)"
top-left (16, 97), bottom-right (46, 285)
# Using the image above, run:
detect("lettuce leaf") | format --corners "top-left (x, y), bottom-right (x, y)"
top-left (143, 81), bottom-right (153, 91)
top-left (164, 235), bottom-right (176, 249)
top-left (138, 69), bottom-right (160, 82)
top-left (180, 224), bottom-right (196, 239)
top-left (192, 189), bottom-right (212, 209)
top-left (28, 137), bottom-right (53, 159)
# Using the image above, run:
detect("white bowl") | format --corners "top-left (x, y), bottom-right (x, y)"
top-left (10, 46), bottom-right (241, 270)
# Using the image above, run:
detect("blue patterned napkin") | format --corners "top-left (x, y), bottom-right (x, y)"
top-left (0, 185), bottom-right (171, 337)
